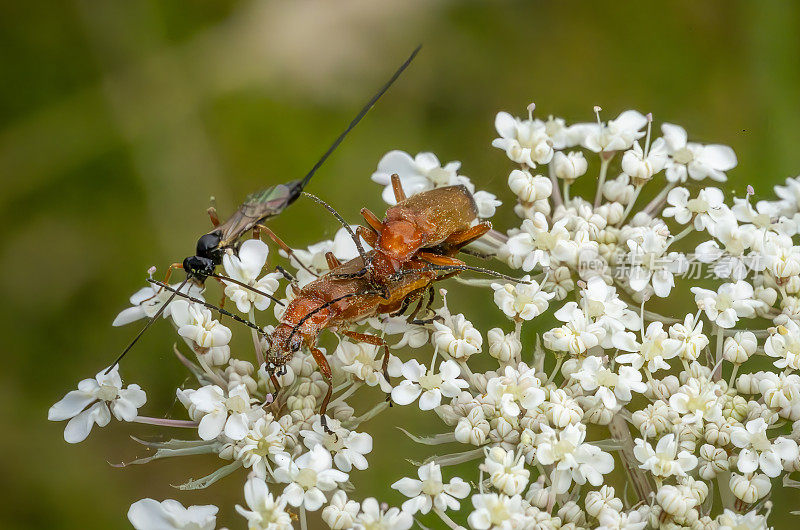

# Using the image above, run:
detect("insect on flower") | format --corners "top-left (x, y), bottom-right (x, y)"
top-left (108, 46), bottom-right (421, 371)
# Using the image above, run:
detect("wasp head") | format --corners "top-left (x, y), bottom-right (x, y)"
top-left (182, 255), bottom-right (215, 281)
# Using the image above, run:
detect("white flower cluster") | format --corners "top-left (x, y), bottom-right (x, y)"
top-left (49, 103), bottom-right (800, 529)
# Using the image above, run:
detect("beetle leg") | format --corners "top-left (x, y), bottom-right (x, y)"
top-left (325, 252), bottom-right (341, 270)
top-left (253, 224), bottom-right (318, 279)
top-left (417, 251), bottom-right (466, 267)
top-left (343, 331), bottom-right (392, 399)
top-left (360, 208), bottom-right (384, 233)
top-left (390, 174), bottom-right (407, 202)
top-left (356, 225), bottom-right (379, 247)
top-left (270, 373), bottom-right (281, 392)
top-left (309, 345), bottom-right (335, 435)
top-left (443, 221), bottom-right (492, 249)
top-left (389, 295), bottom-right (411, 317)
top-left (207, 206), bottom-right (221, 227)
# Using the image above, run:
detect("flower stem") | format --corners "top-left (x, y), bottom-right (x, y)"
top-left (132, 416), bottom-right (199, 428)
top-left (330, 382), bottom-right (362, 406)
top-left (548, 163), bottom-right (564, 209)
top-left (713, 324), bottom-right (724, 381)
top-left (299, 506), bottom-right (307, 530)
top-left (433, 507), bottom-right (464, 530)
top-left (618, 184), bottom-right (643, 225)
top-left (249, 308), bottom-right (265, 366)
top-left (594, 155), bottom-right (612, 208)
top-left (607, 413), bottom-right (652, 502)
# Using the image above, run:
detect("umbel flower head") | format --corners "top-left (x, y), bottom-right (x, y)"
top-left (50, 100), bottom-right (800, 529)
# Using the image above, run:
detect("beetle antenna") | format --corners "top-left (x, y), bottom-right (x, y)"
top-left (302, 192), bottom-right (370, 263)
top-left (106, 279), bottom-right (189, 373)
top-left (147, 279), bottom-right (270, 338)
top-left (205, 272), bottom-right (285, 306)
top-left (298, 45), bottom-right (421, 191)
top-left (287, 289), bottom-right (382, 343)
top-left (392, 264), bottom-right (531, 284)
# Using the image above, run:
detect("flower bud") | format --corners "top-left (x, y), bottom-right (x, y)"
top-left (729, 472), bottom-right (771, 503)
top-left (736, 373), bottom-right (762, 395)
top-left (487, 328), bottom-right (522, 363)
top-left (656, 485), bottom-right (696, 516)
top-left (508, 169), bottom-right (552, 203)
top-left (454, 407), bottom-right (489, 446)
top-left (558, 501), bottom-right (585, 525)
top-left (722, 331), bottom-right (757, 364)
top-left (553, 151), bottom-right (588, 183)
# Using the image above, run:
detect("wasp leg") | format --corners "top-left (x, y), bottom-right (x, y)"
top-left (325, 252), bottom-right (341, 270)
top-left (443, 222), bottom-right (492, 250)
top-left (390, 174), bottom-right (407, 202)
top-left (309, 345), bottom-right (335, 435)
top-left (211, 277), bottom-right (229, 315)
top-left (275, 265), bottom-right (296, 284)
top-left (343, 331), bottom-right (392, 401)
top-left (162, 262), bottom-right (184, 285)
top-left (360, 207), bottom-right (383, 233)
top-left (254, 224), bottom-right (318, 279)
top-left (207, 206), bottom-right (221, 227)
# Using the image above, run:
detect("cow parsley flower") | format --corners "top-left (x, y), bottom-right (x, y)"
top-left (535, 423), bottom-right (614, 493)
top-left (371, 150), bottom-right (462, 204)
top-left (433, 313), bottom-right (483, 360)
top-left (481, 447), bottom-right (530, 495)
top-left (661, 122), bottom-right (737, 182)
top-left (187, 383), bottom-right (256, 441)
top-left (691, 281), bottom-right (762, 328)
top-left (235, 476), bottom-right (292, 530)
top-left (322, 491), bottom-right (360, 530)
top-left (730, 417), bottom-right (799, 477)
top-left (273, 445), bottom-right (349, 511)
top-left (170, 300), bottom-right (233, 348)
top-left (113, 281), bottom-right (203, 326)
top-left (492, 111), bottom-right (555, 167)
top-left (391, 359), bottom-right (468, 410)
top-left (491, 276), bottom-right (553, 321)
top-left (391, 461), bottom-right (470, 514)
top-left (301, 418), bottom-right (373, 472)
top-left (236, 414), bottom-right (287, 477)
top-left (467, 493), bottom-right (528, 530)
top-left (222, 239), bottom-right (282, 313)
top-left (633, 434), bottom-right (698, 478)
top-left (48, 365), bottom-right (146, 443)
top-left (128, 499), bottom-right (217, 530)
top-left (354, 498), bottom-right (413, 530)
top-left (572, 355), bottom-right (646, 409)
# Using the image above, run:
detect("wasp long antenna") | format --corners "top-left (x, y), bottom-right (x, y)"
top-left (303, 191), bottom-right (369, 262)
top-left (298, 45), bottom-right (421, 191)
top-left (106, 279), bottom-right (189, 374)
top-left (287, 289), bottom-right (383, 343)
top-left (147, 279), bottom-right (270, 338)
top-left (391, 264), bottom-right (531, 284)
top-left (206, 272), bottom-right (285, 307)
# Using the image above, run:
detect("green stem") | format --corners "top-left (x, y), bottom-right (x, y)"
top-left (594, 155), bottom-right (612, 207)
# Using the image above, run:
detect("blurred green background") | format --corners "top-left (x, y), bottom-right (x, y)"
top-left (4, 0), bottom-right (800, 528)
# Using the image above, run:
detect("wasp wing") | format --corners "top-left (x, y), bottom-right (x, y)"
top-left (216, 182), bottom-right (299, 247)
